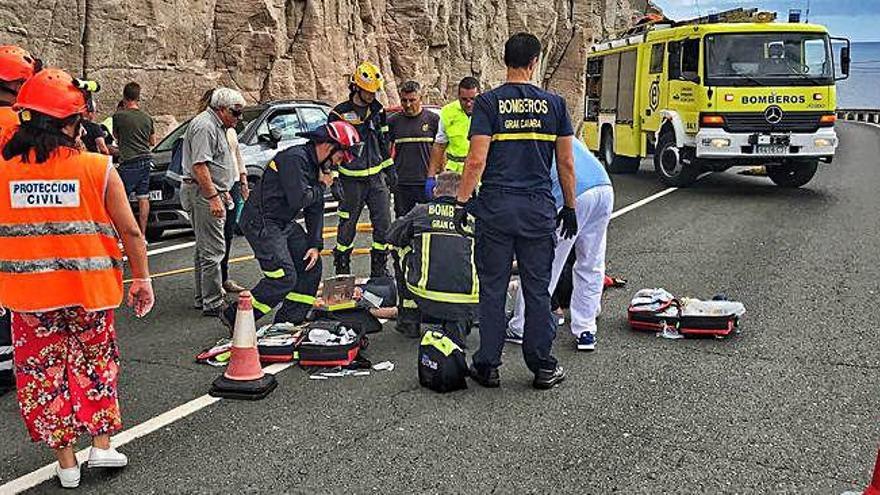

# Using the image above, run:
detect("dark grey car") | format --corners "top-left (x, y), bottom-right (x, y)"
top-left (139, 100), bottom-right (331, 240)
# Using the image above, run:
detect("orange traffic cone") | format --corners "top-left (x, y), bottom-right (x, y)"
top-left (865, 449), bottom-right (880, 495)
top-left (209, 291), bottom-right (277, 400)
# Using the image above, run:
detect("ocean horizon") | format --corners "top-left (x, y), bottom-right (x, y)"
top-left (836, 41), bottom-right (880, 109)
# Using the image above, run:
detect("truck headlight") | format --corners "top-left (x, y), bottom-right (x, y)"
top-left (706, 138), bottom-right (730, 148)
top-left (814, 138), bottom-right (834, 147)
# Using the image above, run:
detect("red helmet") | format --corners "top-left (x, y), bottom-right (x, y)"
top-left (300, 120), bottom-right (362, 163)
top-left (14, 69), bottom-right (87, 119)
top-left (0, 45), bottom-right (37, 83)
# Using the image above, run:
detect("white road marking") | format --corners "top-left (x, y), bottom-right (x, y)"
top-left (0, 362), bottom-right (294, 494)
top-left (1, 185), bottom-right (692, 493)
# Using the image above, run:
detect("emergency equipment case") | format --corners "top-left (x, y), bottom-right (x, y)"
top-left (296, 320), bottom-right (368, 367)
top-left (627, 289), bottom-right (744, 337)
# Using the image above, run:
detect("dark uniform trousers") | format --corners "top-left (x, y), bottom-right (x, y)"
top-left (336, 175), bottom-right (392, 272)
top-left (242, 219), bottom-right (321, 324)
top-left (393, 184), bottom-right (427, 218)
top-left (472, 198), bottom-right (558, 374)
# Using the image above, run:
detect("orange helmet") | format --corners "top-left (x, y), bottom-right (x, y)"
top-left (14, 69), bottom-right (88, 119)
top-left (350, 62), bottom-right (384, 93)
top-left (0, 45), bottom-right (38, 83)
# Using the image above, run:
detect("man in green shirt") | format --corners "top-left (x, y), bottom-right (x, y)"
top-left (113, 82), bottom-right (157, 236)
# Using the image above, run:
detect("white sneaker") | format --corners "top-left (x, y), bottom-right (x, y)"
top-left (56, 464), bottom-right (80, 489)
top-left (88, 446), bottom-right (128, 468)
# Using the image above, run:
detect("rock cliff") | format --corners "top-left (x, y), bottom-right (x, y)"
top-left (1, 0), bottom-right (649, 136)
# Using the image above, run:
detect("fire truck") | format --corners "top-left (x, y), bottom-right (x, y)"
top-left (582, 8), bottom-right (851, 187)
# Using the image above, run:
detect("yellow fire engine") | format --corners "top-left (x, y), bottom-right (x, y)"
top-left (582, 8), bottom-right (851, 187)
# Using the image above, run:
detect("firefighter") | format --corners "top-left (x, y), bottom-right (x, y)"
top-left (454, 33), bottom-right (578, 390)
top-left (0, 68), bottom-right (154, 488)
top-left (222, 121), bottom-right (362, 327)
top-left (426, 76), bottom-right (480, 195)
top-left (388, 172), bottom-right (478, 346)
top-left (330, 61), bottom-right (393, 277)
top-left (0, 45), bottom-right (40, 138)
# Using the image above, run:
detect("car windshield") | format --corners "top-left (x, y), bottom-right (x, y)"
top-left (236, 107), bottom-right (263, 135)
top-left (705, 32), bottom-right (833, 86)
top-left (152, 107), bottom-right (264, 153)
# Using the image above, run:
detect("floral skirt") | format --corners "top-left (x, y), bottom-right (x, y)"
top-left (12, 308), bottom-right (122, 449)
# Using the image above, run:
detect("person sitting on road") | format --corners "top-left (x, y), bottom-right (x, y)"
top-left (388, 172), bottom-right (478, 346)
top-left (0, 69), bottom-right (154, 489)
top-left (222, 121), bottom-right (362, 328)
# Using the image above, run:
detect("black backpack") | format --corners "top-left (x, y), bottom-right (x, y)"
top-left (418, 331), bottom-right (468, 393)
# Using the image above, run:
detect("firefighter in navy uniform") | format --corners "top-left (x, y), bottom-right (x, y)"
top-left (330, 62), bottom-right (394, 277)
top-left (222, 121), bottom-right (362, 326)
top-left (454, 33), bottom-right (579, 390)
top-left (388, 172), bottom-right (478, 346)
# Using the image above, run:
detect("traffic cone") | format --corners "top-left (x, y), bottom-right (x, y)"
top-left (209, 291), bottom-right (277, 400)
top-left (865, 449), bottom-right (880, 495)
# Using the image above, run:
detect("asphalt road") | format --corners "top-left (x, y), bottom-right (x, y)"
top-left (1, 122), bottom-right (878, 494)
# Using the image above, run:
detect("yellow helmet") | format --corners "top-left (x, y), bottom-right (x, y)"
top-left (350, 61), bottom-right (384, 93)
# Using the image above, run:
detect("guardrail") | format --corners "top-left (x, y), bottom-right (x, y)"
top-left (837, 108), bottom-right (880, 124)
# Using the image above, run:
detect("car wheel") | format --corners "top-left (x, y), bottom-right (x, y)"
top-left (767, 159), bottom-right (819, 188)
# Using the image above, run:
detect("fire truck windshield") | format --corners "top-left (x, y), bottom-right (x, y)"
top-left (705, 33), bottom-right (833, 86)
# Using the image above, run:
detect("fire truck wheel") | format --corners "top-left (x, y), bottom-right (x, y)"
top-left (654, 131), bottom-right (699, 187)
top-left (767, 159), bottom-right (819, 188)
top-left (601, 127), bottom-right (640, 174)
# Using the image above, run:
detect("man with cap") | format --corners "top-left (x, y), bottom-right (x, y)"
top-left (222, 121), bottom-right (362, 326)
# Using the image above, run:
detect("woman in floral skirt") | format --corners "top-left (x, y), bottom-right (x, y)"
top-left (0, 69), bottom-right (154, 488)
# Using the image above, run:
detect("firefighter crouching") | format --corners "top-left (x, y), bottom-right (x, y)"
top-left (223, 121), bottom-right (362, 327)
top-left (330, 61), bottom-right (394, 278)
top-left (388, 172), bottom-right (478, 346)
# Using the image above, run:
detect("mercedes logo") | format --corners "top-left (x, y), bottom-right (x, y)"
top-left (764, 105), bottom-right (784, 125)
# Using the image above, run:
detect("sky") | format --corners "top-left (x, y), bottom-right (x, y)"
top-left (653, 0), bottom-right (880, 42)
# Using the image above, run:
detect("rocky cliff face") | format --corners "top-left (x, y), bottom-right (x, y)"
top-left (1, 0), bottom-right (647, 136)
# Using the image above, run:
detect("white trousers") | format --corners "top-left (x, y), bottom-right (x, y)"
top-left (509, 185), bottom-right (614, 337)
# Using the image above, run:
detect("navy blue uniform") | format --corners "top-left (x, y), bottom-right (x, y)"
top-left (225, 143), bottom-right (325, 324)
top-left (468, 83), bottom-right (573, 374)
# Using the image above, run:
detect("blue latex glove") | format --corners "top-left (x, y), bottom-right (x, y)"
top-left (424, 176), bottom-right (436, 200)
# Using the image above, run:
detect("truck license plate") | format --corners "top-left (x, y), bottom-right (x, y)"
top-left (149, 190), bottom-right (163, 201)
top-left (755, 144), bottom-right (787, 155)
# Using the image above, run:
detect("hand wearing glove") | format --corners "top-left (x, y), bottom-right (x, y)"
top-left (453, 200), bottom-right (471, 237)
top-left (330, 179), bottom-right (345, 202)
top-left (424, 176), bottom-right (436, 200)
top-left (383, 168), bottom-right (398, 190)
top-left (556, 206), bottom-right (578, 240)
top-left (128, 278), bottom-right (155, 318)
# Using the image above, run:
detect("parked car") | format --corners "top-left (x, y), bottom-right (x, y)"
top-left (137, 100), bottom-right (332, 241)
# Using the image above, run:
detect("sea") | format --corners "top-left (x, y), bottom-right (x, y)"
top-left (837, 41), bottom-right (880, 109)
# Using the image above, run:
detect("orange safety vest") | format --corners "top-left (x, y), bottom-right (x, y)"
top-left (0, 107), bottom-right (18, 144)
top-left (0, 148), bottom-right (123, 312)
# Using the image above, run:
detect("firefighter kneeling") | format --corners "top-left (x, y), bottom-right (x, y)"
top-left (222, 121), bottom-right (362, 327)
top-left (388, 172), bottom-right (478, 347)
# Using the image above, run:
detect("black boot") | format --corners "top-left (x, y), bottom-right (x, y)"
top-left (370, 249), bottom-right (389, 278)
top-left (334, 249), bottom-right (351, 275)
top-left (533, 366), bottom-right (566, 390)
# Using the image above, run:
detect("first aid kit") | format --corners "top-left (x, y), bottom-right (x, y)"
top-left (628, 288), bottom-right (745, 337)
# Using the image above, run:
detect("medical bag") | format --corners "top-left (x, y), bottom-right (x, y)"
top-left (627, 289), bottom-right (745, 337)
top-left (296, 320), bottom-right (367, 367)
